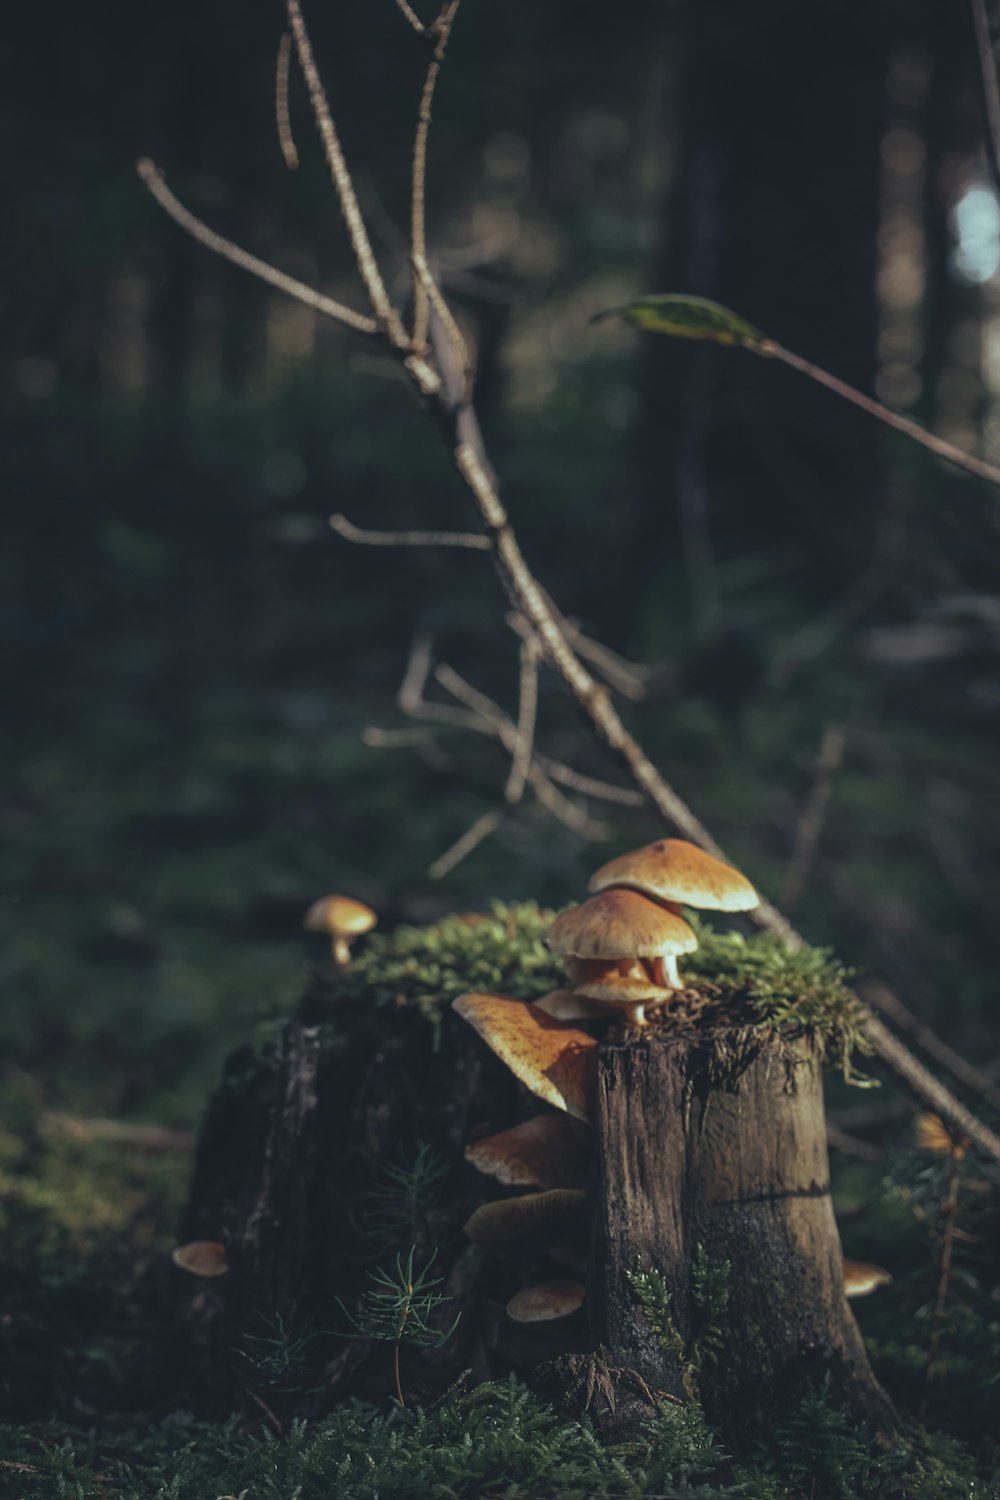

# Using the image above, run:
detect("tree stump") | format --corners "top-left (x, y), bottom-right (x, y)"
top-left (589, 1027), bottom-right (896, 1442)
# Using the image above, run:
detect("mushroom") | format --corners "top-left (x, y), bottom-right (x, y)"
top-left (549, 889), bottom-right (697, 1025)
top-left (465, 1113), bottom-right (589, 1191)
top-left (171, 1240), bottom-right (229, 1277)
top-left (589, 838), bottom-right (759, 913)
top-left (453, 993), bottom-right (597, 1122)
top-left (914, 1111), bottom-right (969, 1159)
top-left (843, 1259), bottom-right (892, 1298)
top-left (303, 894), bottom-right (377, 967)
top-left (533, 988), bottom-right (616, 1022)
top-left (506, 1279), bottom-right (586, 1323)
top-left (464, 1188), bottom-right (587, 1244)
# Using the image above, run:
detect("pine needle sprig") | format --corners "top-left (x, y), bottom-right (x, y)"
top-left (338, 1246), bottom-right (460, 1406)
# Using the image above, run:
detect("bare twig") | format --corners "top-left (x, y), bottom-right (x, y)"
top-left (41, 1113), bottom-right (196, 1152)
top-left (137, 160), bottom-right (377, 336)
top-left (826, 1122), bottom-right (884, 1162)
top-left (330, 513), bottom-right (491, 549)
top-left (781, 722), bottom-right (847, 909)
top-left (859, 978), bottom-right (1000, 1114)
top-left (392, 0), bottom-right (428, 35)
top-left (428, 808), bottom-right (503, 878)
top-left (411, 0), bottom-right (464, 354)
top-left (140, 0), bottom-right (1000, 1166)
top-left (285, 0), bottom-right (409, 346)
top-left (970, 0), bottom-right (1000, 197)
top-left (921, 1147), bottom-right (964, 1411)
top-left (505, 634), bottom-right (541, 804)
top-left (275, 32), bottom-right (300, 170)
top-left (764, 338), bottom-right (1000, 489)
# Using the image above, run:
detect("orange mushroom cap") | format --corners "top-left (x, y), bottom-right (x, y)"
top-left (564, 957), bottom-right (673, 1004)
top-left (453, 994), bottom-right (597, 1122)
top-left (465, 1113), bottom-right (589, 1191)
top-left (589, 839), bottom-right (758, 912)
top-left (549, 889), bottom-right (697, 961)
top-left (506, 1279), bottom-right (586, 1323)
top-left (464, 1189), bottom-right (587, 1244)
top-left (303, 894), bottom-right (377, 938)
top-left (843, 1259), bottom-right (892, 1298)
top-left (171, 1240), bottom-right (230, 1277)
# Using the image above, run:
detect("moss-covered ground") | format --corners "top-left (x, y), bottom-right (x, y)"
top-left (2, 902), bottom-right (999, 1497)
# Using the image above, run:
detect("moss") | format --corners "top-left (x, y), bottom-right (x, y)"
top-left (332, 903), bottom-right (868, 1077)
top-left (334, 902), bottom-right (563, 1023)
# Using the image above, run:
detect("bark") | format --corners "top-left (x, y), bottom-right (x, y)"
top-left (589, 1028), bottom-right (897, 1443)
top-left (175, 1010), bottom-right (528, 1408)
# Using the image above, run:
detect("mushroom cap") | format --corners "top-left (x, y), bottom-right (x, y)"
top-left (534, 988), bottom-right (617, 1022)
top-left (549, 889), bottom-right (698, 960)
top-left (464, 1188), bottom-right (587, 1244)
top-left (171, 1240), bottom-right (229, 1277)
top-left (465, 1113), bottom-right (589, 1190)
top-left (564, 957), bottom-right (673, 1004)
top-left (453, 994), bottom-right (597, 1121)
top-left (843, 1259), bottom-right (892, 1298)
top-left (589, 839), bottom-right (759, 912)
top-left (303, 894), bottom-right (377, 937)
top-left (914, 1111), bottom-right (969, 1158)
top-left (506, 1279), bottom-right (586, 1323)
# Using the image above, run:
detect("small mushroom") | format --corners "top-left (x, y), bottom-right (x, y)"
top-left (533, 988), bottom-right (617, 1022)
top-left (589, 838), bottom-right (759, 913)
top-left (549, 889), bottom-right (697, 1025)
top-left (453, 993), bottom-right (597, 1121)
top-left (465, 1113), bottom-right (589, 1190)
top-left (464, 1188), bottom-right (587, 1244)
top-left (914, 1111), bottom-right (969, 1159)
top-left (843, 1259), bottom-right (892, 1298)
top-left (506, 1279), bottom-right (586, 1323)
top-left (304, 894), bottom-right (377, 967)
top-left (171, 1240), bottom-right (229, 1277)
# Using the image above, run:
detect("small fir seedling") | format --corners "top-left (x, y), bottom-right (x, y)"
top-left (360, 1142), bottom-right (449, 1254)
top-left (339, 1245), bottom-right (459, 1406)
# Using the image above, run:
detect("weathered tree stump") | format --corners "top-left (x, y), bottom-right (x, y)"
top-left (589, 1027), bottom-right (896, 1441)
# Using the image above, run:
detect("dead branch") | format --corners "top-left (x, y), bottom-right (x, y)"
top-left (411, 0), bottom-right (465, 356)
top-left (505, 634), bottom-right (541, 804)
top-left (428, 808), bottom-right (503, 879)
top-left (138, 0), bottom-right (1000, 1166)
top-left (137, 160), bottom-right (376, 336)
top-left (781, 722), bottom-right (847, 909)
top-left (275, 31), bottom-right (300, 170)
top-left (330, 513), bottom-right (490, 549)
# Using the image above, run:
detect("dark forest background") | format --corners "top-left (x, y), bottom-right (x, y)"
top-left (2, 0), bottom-right (1000, 1462)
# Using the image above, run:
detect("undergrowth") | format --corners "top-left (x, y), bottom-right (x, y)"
top-left (2, 1377), bottom-right (992, 1500)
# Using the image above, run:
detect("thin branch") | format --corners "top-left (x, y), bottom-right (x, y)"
top-left (362, 725), bottom-right (438, 747)
top-left (136, 160), bottom-right (377, 336)
top-left (765, 339), bottom-right (1000, 489)
top-left (505, 634), bottom-right (541, 804)
top-left (538, 760), bottom-right (645, 807)
top-left (275, 31), bottom-right (300, 170)
top-left (970, 0), bottom-right (1000, 197)
top-left (285, 0), bottom-right (409, 345)
top-left (507, 610), bottom-right (649, 701)
top-left (330, 513), bottom-right (491, 549)
top-left (859, 978), bottom-right (1000, 1114)
top-left (392, 0), bottom-right (428, 35)
top-left (781, 722), bottom-right (847, 910)
top-left (147, 3), bottom-right (1000, 1167)
top-left (411, 0), bottom-right (463, 352)
top-left (428, 808), bottom-right (503, 878)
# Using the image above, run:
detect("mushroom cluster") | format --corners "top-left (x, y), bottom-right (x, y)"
top-left (549, 838), bottom-right (759, 1026)
top-left (453, 838), bottom-right (759, 1324)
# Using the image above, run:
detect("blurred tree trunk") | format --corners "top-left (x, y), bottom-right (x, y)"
top-left (616, 0), bottom-right (892, 647)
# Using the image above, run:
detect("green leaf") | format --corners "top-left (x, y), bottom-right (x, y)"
top-left (592, 293), bottom-right (767, 349)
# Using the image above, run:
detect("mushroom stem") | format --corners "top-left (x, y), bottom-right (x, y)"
top-left (664, 954), bottom-right (681, 988)
top-left (332, 936), bottom-right (353, 967)
top-left (624, 1002), bottom-right (647, 1027)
